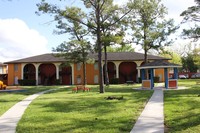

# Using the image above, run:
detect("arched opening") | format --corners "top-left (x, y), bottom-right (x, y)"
top-left (59, 65), bottom-right (72, 85)
top-left (23, 64), bottom-right (36, 80)
top-left (119, 62), bottom-right (137, 83)
top-left (103, 62), bottom-right (116, 83)
top-left (39, 63), bottom-right (56, 85)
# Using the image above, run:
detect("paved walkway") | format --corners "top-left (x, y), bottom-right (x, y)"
top-left (0, 89), bottom-right (55, 133)
top-left (130, 89), bottom-right (164, 133)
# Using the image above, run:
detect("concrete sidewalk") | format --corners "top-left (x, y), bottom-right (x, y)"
top-left (130, 89), bottom-right (164, 133)
top-left (0, 89), bottom-right (55, 133)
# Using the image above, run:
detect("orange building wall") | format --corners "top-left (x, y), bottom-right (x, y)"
top-left (74, 63), bottom-right (99, 85)
top-left (86, 64), bottom-right (99, 84)
top-left (7, 64), bottom-right (22, 85)
top-left (155, 69), bottom-right (165, 82)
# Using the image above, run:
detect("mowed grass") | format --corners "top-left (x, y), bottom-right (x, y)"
top-left (0, 86), bottom-right (62, 116)
top-left (16, 85), bottom-right (153, 133)
top-left (164, 79), bottom-right (200, 133)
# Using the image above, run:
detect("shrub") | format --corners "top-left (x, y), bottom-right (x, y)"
top-left (110, 78), bottom-right (119, 84)
top-left (154, 76), bottom-right (160, 83)
top-left (18, 79), bottom-right (36, 86)
top-left (138, 77), bottom-right (142, 83)
top-left (55, 79), bottom-right (61, 85)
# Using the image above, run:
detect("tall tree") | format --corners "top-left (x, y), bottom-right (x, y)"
top-left (52, 7), bottom-right (92, 85)
top-left (181, 54), bottom-right (198, 72)
top-left (193, 48), bottom-right (200, 69)
top-left (102, 33), bottom-right (124, 85)
top-left (53, 40), bottom-right (92, 85)
top-left (37, 0), bottom-right (130, 93)
top-left (128, 0), bottom-right (178, 63)
top-left (159, 50), bottom-right (182, 65)
top-left (181, 0), bottom-right (200, 41)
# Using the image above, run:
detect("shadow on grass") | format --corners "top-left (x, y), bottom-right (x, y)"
top-left (164, 87), bottom-right (200, 132)
top-left (17, 85), bottom-right (153, 133)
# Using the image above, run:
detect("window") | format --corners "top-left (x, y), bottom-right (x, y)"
top-left (94, 75), bottom-right (98, 84)
top-left (14, 76), bottom-right (18, 85)
top-left (14, 64), bottom-right (18, 72)
top-left (77, 75), bottom-right (81, 84)
top-left (77, 63), bottom-right (82, 71)
top-left (94, 62), bottom-right (98, 70)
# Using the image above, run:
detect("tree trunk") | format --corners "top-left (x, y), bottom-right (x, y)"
top-left (144, 48), bottom-right (148, 63)
top-left (83, 61), bottom-right (87, 85)
top-left (144, 48), bottom-right (148, 79)
top-left (144, 25), bottom-right (148, 79)
top-left (96, 1), bottom-right (104, 93)
top-left (104, 45), bottom-right (109, 86)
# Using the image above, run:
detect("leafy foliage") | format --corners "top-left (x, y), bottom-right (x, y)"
top-left (128, 0), bottom-right (178, 63)
top-left (193, 48), bottom-right (200, 68)
top-left (37, 0), bottom-right (131, 93)
top-left (181, 54), bottom-right (198, 72)
top-left (180, 0), bottom-right (200, 41)
top-left (159, 50), bottom-right (182, 65)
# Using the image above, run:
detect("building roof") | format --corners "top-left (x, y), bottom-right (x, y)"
top-left (5, 52), bottom-right (168, 64)
top-left (5, 54), bottom-right (65, 64)
top-left (138, 60), bottom-right (181, 69)
top-left (90, 52), bottom-right (167, 61)
top-left (0, 62), bottom-right (7, 66)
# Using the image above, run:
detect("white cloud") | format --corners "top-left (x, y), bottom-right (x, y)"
top-left (0, 18), bottom-right (49, 62)
top-left (162, 0), bottom-right (196, 24)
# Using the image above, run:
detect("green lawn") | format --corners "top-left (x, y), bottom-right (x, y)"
top-left (164, 79), bottom-right (200, 133)
top-left (16, 85), bottom-right (153, 133)
top-left (0, 86), bottom-right (63, 116)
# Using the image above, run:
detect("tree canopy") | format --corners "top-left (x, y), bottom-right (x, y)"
top-left (180, 0), bottom-right (200, 41)
top-left (37, 0), bottom-right (130, 93)
top-left (128, 0), bottom-right (178, 63)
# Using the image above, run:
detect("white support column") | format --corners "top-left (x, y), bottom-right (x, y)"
top-left (34, 63), bottom-right (40, 86)
top-left (136, 61), bottom-right (143, 78)
top-left (21, 63), bottom-right (26, 79)
top-left (114, 62), bottom-right (121, 78)
top-left (138, 69), bottom-right (141, 78)
top-left (54, 63), bottom-right (61, 80)
top-left (70, 63), bottom-right (74, 85)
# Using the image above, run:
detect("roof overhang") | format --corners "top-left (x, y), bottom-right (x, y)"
top-left (137, 65), bottom-right (182, 70)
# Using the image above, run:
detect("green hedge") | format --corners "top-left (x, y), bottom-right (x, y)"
top-left (154, 76), bottom-right (160, 83)
top-left (110, 78), bottom-right (119, 84)
top-left (18, 79), bottom-right (36, 86)
top-left (55, 79), bottom-right (61, 85)
top-left (138, 77), bottom-right (142, 83)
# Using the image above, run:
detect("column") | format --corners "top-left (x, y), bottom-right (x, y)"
top-left (21, 63), bottom-right (25, 79)
top-left (174, 68), bottom-right (178, 79)
top-left (164, 68), bottom-right (169, 89)
top-left (54, 63), bottom-right (61, 80)
top-left (70, 63), bottom-right (74, 85)
top-left (34, 63), bottom-right (40, 86)
top-left (114, 62), bottom-right (121, 78)
top-left (137, 69), bottom-right (141, 78)
top-left (141, 69), bottom-right (145, 80)
top-left (150, 68), bottom-right (154, 89)
top-left (136, 61), bottom-right (142, 78)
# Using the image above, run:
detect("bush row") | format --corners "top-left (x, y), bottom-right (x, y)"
top-left (18, 79), bottom-right (36, 86)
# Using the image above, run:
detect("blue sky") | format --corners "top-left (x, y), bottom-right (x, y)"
top-left (0, 0), bottom-right (196, 62)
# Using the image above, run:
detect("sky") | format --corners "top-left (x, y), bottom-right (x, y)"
top-left (0, 0), bottom-right (197, 62)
